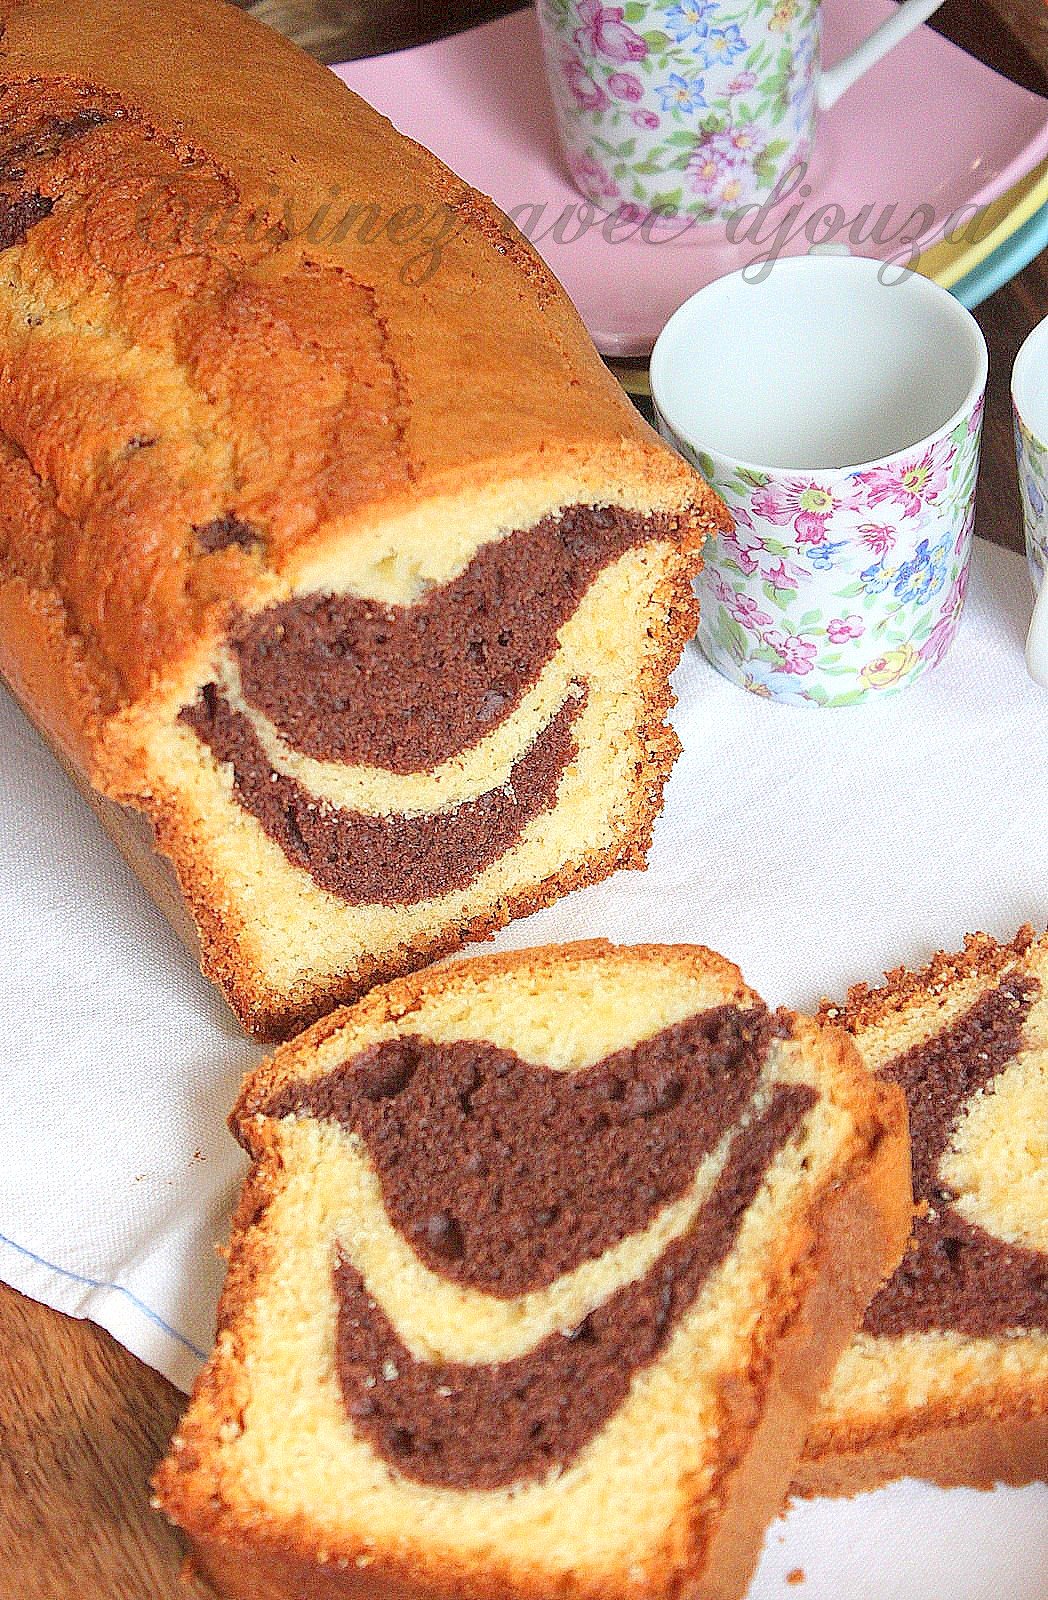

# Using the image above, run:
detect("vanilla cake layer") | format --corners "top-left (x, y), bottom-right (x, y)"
top-left (797, 929), bottom-right (1048, 1495)
top-left (154, 942), bottom-right (910, 1600)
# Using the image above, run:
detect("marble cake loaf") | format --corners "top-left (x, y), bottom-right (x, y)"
top-left (0, 0), bottom-right (726, 1039)
top-left (796, 928), bottom-right (1048, 1495)
top-left (153, 941), bottom-right (910, 1600)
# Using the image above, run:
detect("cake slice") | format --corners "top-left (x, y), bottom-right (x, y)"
top-left (0, 0), bottom-right (726, 1041)
top-left (796, 928), bottom-right (1048, 1495)
top-left (153, 941), bottom-right (909, 1600)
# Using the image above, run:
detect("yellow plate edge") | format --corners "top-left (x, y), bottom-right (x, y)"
top-left (914, 157), bottom-right (1048, 288)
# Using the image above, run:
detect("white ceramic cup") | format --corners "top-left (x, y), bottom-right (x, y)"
top-left (1011, 315), bottom-right (1048, 689)
top-left (650, 255), bottom-right (988, 705)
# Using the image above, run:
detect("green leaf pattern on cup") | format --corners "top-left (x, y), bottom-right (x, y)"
top-left (537, 0), bottom-right (820, 218)
top-left (1015, 410), bottom-right (1048, 591)
top-left (689, 396), bottom-right (985, 706)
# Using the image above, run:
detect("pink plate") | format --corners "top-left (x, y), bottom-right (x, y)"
top-left (334, 4), bottom-right (1048, 357)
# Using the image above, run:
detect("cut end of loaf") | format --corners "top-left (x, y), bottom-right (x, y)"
top-left (129, 496), bottom-right (715, 1039)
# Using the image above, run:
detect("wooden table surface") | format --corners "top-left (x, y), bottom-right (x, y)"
top-left (2, 3), bottom-right (1046, 1598)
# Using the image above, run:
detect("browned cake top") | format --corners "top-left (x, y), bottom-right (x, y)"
top-left (0, 0), bottom-right (715, 780)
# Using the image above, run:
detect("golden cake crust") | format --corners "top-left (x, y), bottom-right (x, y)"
top-left (817, 926), bottom-right (1038, 1037)
top-left (154, 942), bottom-right (912, 1600)
top-left (795, 1403), bottom-right (1048, 1496)
top-left (178, 1122), bottom-right (912, 1600)
top-left (231, 939), bottom-right (756, 1124)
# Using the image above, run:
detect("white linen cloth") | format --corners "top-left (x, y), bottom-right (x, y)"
top-left (1, 536), bottom-right (1045, 1595)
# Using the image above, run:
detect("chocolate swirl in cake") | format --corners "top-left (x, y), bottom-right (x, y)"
top-left (863, 973), bottom-right (1047, 1337)
top-left (231, 504), bottom-right (679, 774)
top-left (0, 102), bottom-right (113, 249)
top-left (0, 107), bottom-right (111, 180)
top-left (266, 1007), bottom-right (805, 1489)
top-left (265, 1003), bottom-right (775, 1295)
top-left (181, 686), bottom-right (581, 906)
top-left (193, 513), bottom-right (263, 553)
top-left (330, 1083), bottom-right (815, 1488)
top-left (0, 191), bottom-right (54, 249)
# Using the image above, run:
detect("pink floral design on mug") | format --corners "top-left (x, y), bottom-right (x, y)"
top-left (535, 0), bottom-right (946, 221)
top-left (650, 256), bottom-right (988, 706)
top-left (692, 429), bottom-right (978, 705)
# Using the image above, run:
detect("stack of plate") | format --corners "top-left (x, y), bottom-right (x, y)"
top-left (336, 1), bottom-right (1048, 387)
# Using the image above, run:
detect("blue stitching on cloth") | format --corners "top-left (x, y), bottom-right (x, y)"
top-left (0, 1230), bottom-right (207, 1359)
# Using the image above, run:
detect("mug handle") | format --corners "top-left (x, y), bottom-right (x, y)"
top-left (1027, 577), bottom-right (1048, 689)
top-left (818, 0), bottom-right (946, 111)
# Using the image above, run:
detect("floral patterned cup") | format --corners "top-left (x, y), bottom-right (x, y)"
top-left (1012, 315), bottom-right (1048, 688)
top-left (650, 256), bottom-right (987, 705)
top-left (536, 0), bottom-right (944, 221)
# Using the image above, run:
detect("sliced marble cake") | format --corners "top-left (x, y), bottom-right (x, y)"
top-left (797, 927), bottom-right (1048, 1495)
top-left (154, 941), bottom-right (909, 1600)
top-left (0, 0), bottom-right (726, 1042)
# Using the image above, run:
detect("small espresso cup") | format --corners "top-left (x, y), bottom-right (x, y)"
top-left (650, 256), bottom-right (987, 706)
top-left (1012, 315), bottom-right (1048, 689)
top-left (535, 0), bottom-right (945, 221)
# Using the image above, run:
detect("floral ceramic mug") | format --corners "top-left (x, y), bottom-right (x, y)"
top-left (536, 0), bottom-right (944, 220)
top-left (1012, 315), bottom-right (1048, 688)
top-left (650, 256), bottom-right (987, 706)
